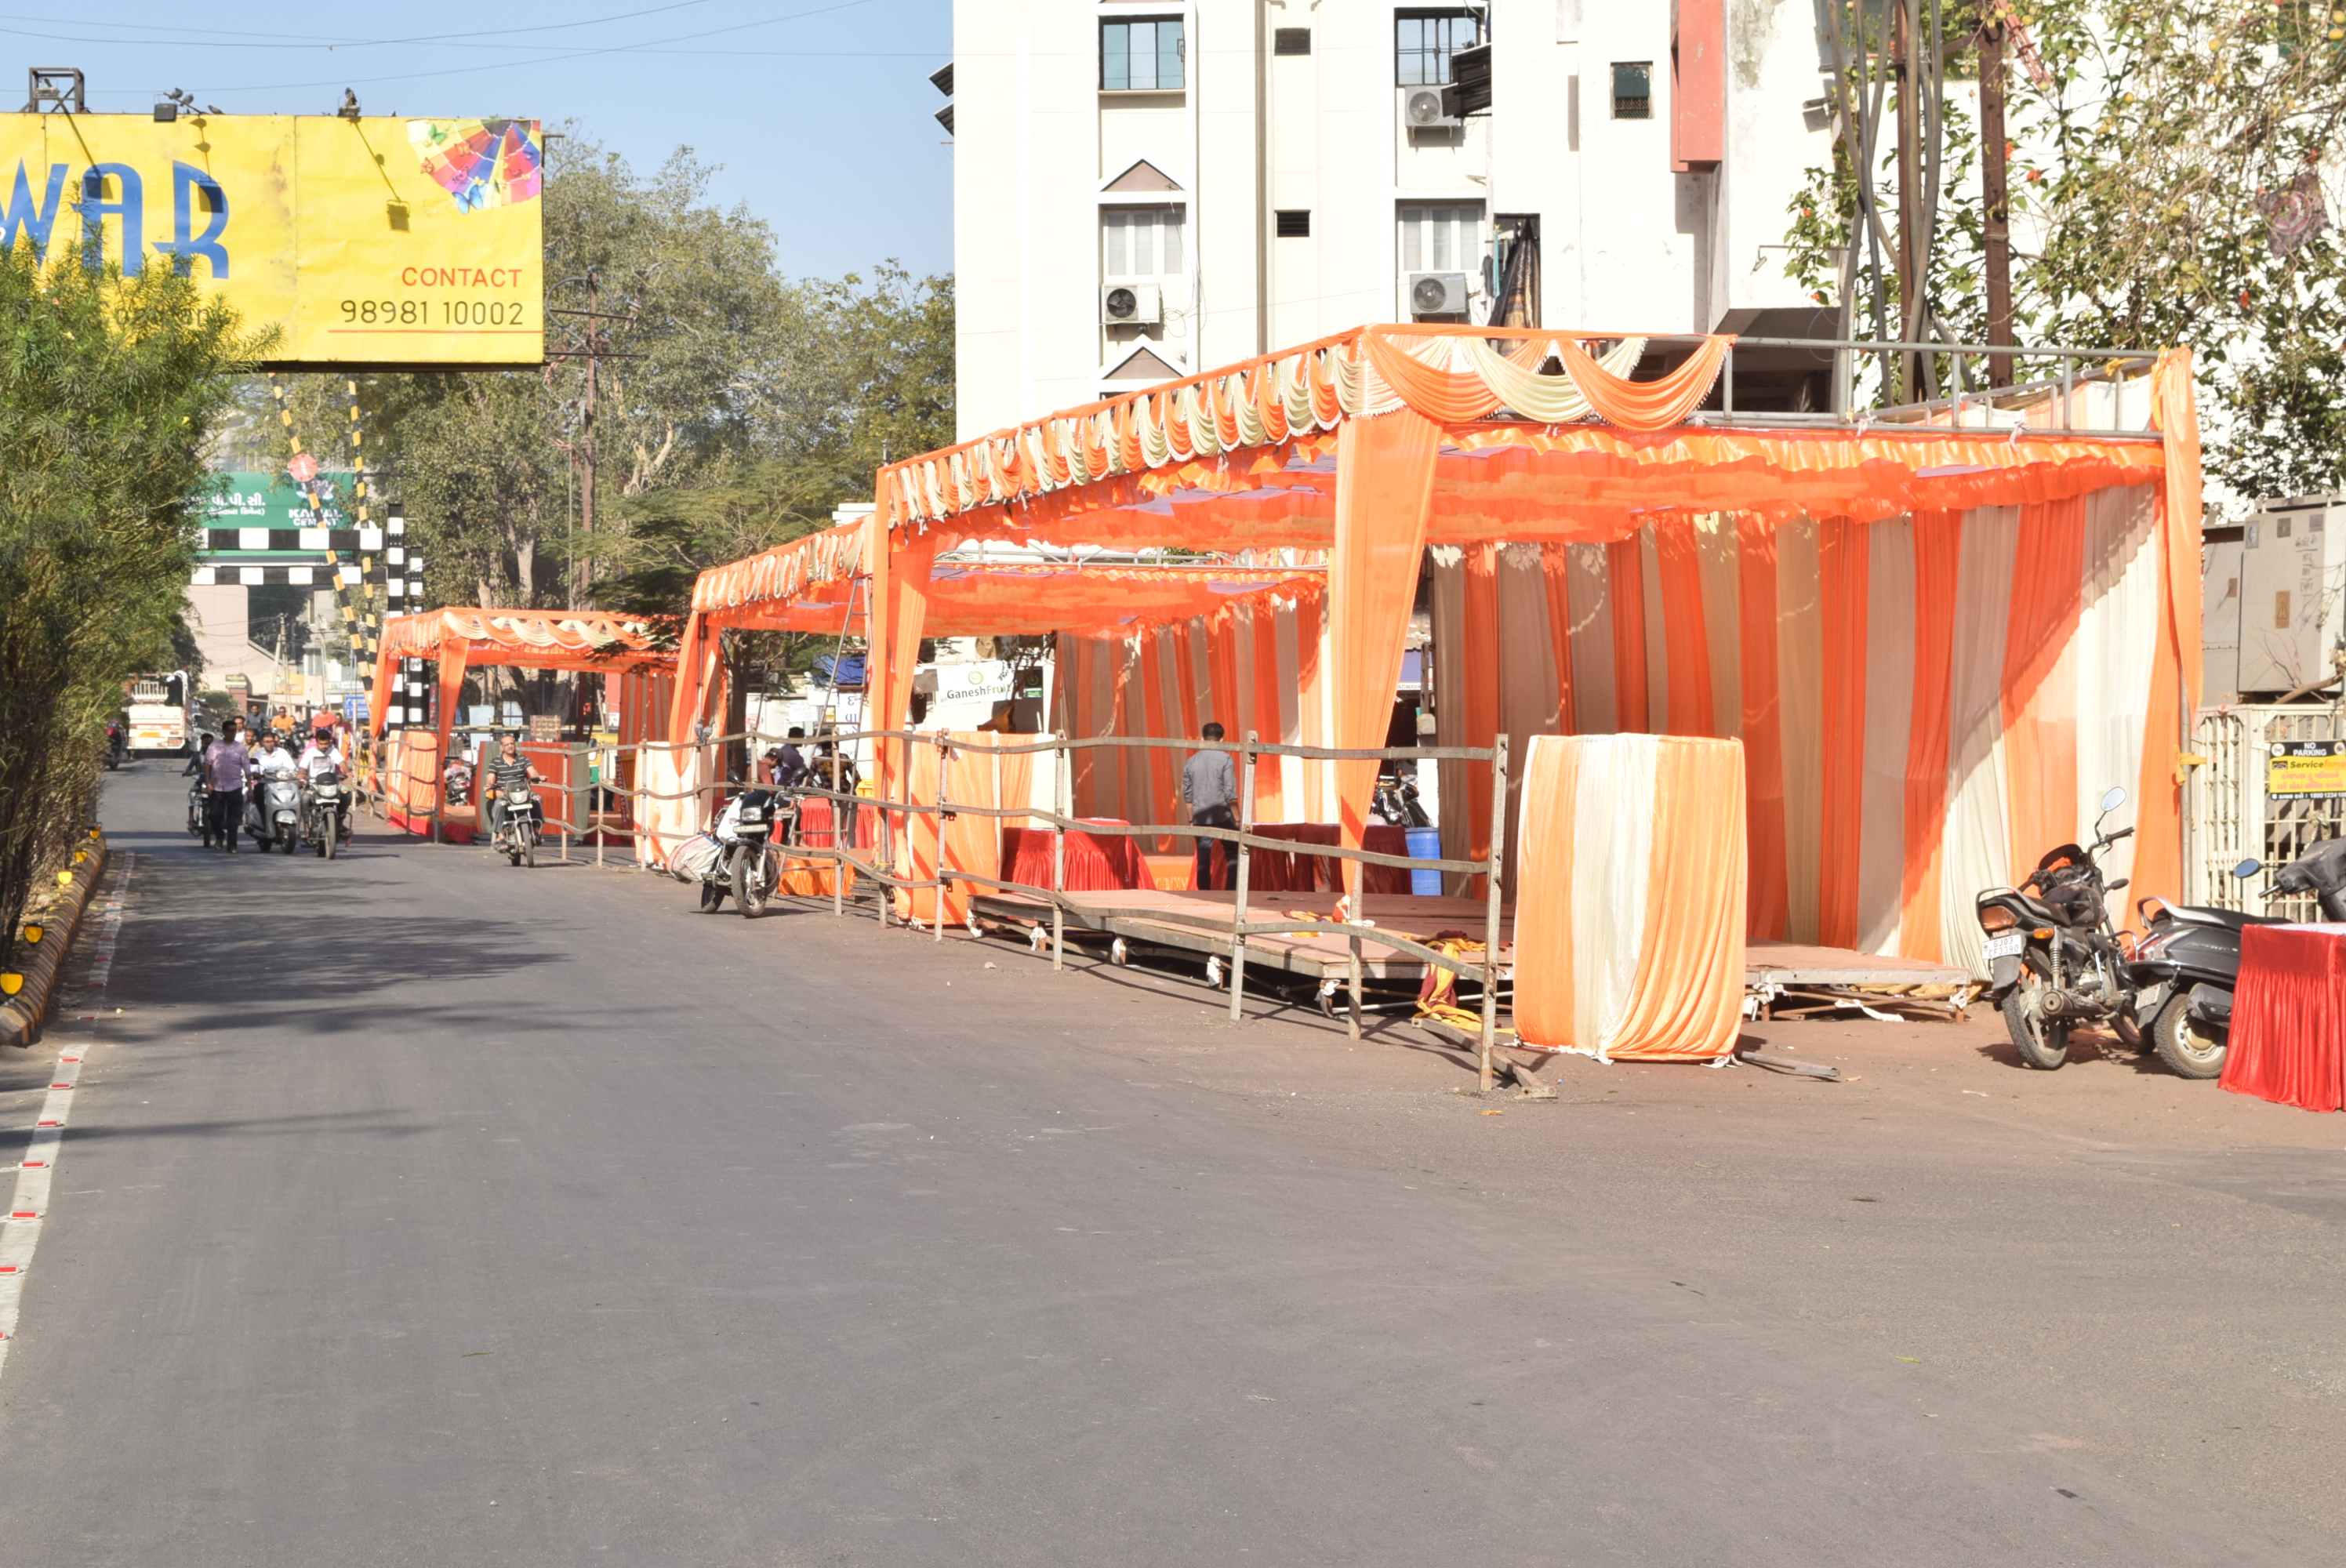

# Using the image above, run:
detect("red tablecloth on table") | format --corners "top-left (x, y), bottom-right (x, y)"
top-left (999, 822), bottom-right (1153, 892)
top-left (793, 797), bottom-right (878, 850)
top-left (1242, 823), bottom-right (1414, 895)
top-left (2220, 924), bottom-right (2346, 1112)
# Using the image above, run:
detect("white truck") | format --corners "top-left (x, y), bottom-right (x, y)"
top-left (124, 671), bottom-right (194, 756)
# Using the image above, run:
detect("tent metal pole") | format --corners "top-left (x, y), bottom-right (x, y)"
top-left (1346, 852), bottom-right (1364, 1041)
top-left (1052, 733), bottom-right (1069, 971)
top-left (934, 732), bottom-right (949, 943)
top-left (1228, 733), bottom-right (1257, 1022)
top-left (1480, 734), bottom-right (1507, 1091)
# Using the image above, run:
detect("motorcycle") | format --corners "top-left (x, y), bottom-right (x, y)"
top-left (2126, 839), bottom-right (2346, 1080)
top-left (186, 780), bottom-right (208, 839)
top-left (301, 771), bottom-right (351, 860)
top-left (697, 789), bottom-right (783, 917)
top-left (493, 786), bottom-right (539, 868)
top-left (1976, 785), bottom-right (2137, 1071)
top-left (247, 774), bottom-right (303, 855)
top-left (445, 757), bottom-right (474, 808)
top-left (104, 724), bottom-right (125, 771)
top-left (1372, 771), bottom-right (1431, 829)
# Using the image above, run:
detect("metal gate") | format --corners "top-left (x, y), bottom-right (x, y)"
top-left (2187, 705), bottom-right (2345, 920)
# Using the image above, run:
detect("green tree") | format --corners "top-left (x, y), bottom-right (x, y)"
top-left (0, 250), bottom-right (260, 967)
top-left (1785, 0), bottom-right (2346, 501)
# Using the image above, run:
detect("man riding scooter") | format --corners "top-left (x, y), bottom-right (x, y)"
top-left (245, 729), bottom-right (300, 849)
top-left (480, 732), bottom-right (547, 846)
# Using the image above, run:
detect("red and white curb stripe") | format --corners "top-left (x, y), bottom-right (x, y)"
top-left (0, 853), bottom-right (133, 1376)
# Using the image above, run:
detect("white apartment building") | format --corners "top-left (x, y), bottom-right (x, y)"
top-left (939, 0), bottom-right (1838, 440)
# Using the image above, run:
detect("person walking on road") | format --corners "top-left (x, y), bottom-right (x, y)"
top-left (205, 719), bottom-right (252, 854)
top-left (1182, 721), bottom-right (1239, 892)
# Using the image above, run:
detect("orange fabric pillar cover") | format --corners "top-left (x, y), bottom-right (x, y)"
top-left (866, 499), bottom-right (939, 810)
top-left (434, 641), bottom-right (469, 776)
top-left (665, 610), bottom-right (722, 746)
top-left (1511, 734), bottom-right (1747, 1061)
top-left (1328, 407), bottom-right (1442, 850)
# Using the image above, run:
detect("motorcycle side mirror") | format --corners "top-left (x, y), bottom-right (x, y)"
top-left (2233, 858), bottom-right (2264, 878)
top-left (2099, 786), bottom-right (2127, 814)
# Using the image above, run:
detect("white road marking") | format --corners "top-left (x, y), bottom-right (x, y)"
top-left (0, 854), bottom-right (133, 1377)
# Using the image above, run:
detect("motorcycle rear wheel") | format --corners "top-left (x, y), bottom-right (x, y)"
top-left (2002, 972), bottom-right (2070, 1069)
top-left (2152, 993), bottom-right (2227, 1080)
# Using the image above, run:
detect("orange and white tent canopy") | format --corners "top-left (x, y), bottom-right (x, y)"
top-left (674, 321), bottom-right (2202, 975)
top-left (371, 606), bottom-right (676, 743)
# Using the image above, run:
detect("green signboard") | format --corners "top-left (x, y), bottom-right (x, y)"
top-left (198, 471), bottom-right (351, 533)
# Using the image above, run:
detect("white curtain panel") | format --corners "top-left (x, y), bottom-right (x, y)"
top-left (1857, 515), bottom-right (1917, 954)
top-left (1939, 506), bottom-right (2021, 974)
top-left (1564, 733), bottom-right (1659, 1056)
top-left (2075, 484), bottom-right (2161, 896)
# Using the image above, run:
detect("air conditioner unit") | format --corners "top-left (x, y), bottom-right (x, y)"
top-left (1101, 284), bottom-right (1163, 325)
top-left (1402, 85), bottom-right (1458, 130)
top-left (1408, 271), bottom-right (1469, 318)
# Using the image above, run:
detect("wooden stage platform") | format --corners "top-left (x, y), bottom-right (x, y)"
top-left (967, 888), bottom-right (1977, 1004)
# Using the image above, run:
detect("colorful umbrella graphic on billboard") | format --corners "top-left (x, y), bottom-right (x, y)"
top-left (409, 118), bottom-right (543, 214)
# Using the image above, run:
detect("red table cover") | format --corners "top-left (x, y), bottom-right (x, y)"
top-left (999, 822), bottom-right (1153, 892)
top-left (1242, 823), bottom-right (1414, 895)
top-left (793, 797), bottom-right (878, 850)
top-left (2221, 924), bottom-right (2346, 1113)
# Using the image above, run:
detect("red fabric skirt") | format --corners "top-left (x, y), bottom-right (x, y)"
top-left (1242, 823), bottom-right (1414, 895)
top-left (794, 797), bottom-right (879, 851)
top-left (999, 822), bottom-right (1153, 892)
top-left (2220, 924), bottom-right (2346, 1113)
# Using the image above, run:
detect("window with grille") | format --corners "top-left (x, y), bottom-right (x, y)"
top-left (1102, 17), bottom-right (1186, 90)
top-left (1398, 205), bottom-right (1481, 274)
top-left (1611, 61), bottom-right (1652, 119)
top-left (1102, 208), bottom-right (1187, 277)
top-left (1274, 27), bottom-right (1311, 56)
top-left (1396, 12), bottom-right (1483, 86)
top-left (1276, 209), bottom-right (1311, 238)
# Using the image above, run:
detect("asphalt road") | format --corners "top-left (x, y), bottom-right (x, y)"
top-left (0, 762), bottom-right (2337, 1565)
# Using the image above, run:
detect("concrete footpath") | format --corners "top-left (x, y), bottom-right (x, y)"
top-left (0, 761), bottom-right (2336, 1566)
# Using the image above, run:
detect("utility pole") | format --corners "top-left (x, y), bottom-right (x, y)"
top-left (577, 268), bottom-right (597, 611)
top-left (1891, 0), bottom-right (1921, 402)
top-left (1978, 2), bottom-right (2014, 387)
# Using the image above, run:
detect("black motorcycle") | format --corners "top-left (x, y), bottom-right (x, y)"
top-left (699, 789), bottom-right (783, 918)
top-left (1371, 771), bottom-right (1431, 829)
top-left (2127, 840), bottom-right (2346, 1080)
top-left (1977, 786), bottom-right (2137, 1070)
top-left (301, 770), bottom-right (351, 860)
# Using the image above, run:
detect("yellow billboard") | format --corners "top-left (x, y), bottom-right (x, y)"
top-left (0, 113), bottom-right (543, 367)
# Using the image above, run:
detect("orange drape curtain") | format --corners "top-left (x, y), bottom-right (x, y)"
top-left (1538, 546), bottom-right (1577, 736)
top-left (1556, 337), bottom-right (1733, 432)
top-left (434, 642), bottom-right (470, 772)
top-left (1327, 407), bottom-right (1442, 851)
top-left (2001, 498), bottom-right (2086, 880)
top-left (1734, 517), bottom-right (1787, 938)
top-left (1461, 546), bottom-right (1502, 887)
top-left (1611, 739), bottom-right (1750, 1058)
top-left (1655, 522), bottom-right (1714, 736)
top-left (1607, 537), bottom-right (1649, 731)
top-left (866, 507), bottom-right (939, 811)
top-left (1816, 517), bottom-right (1869, 949)
top-left (1899, 511), bottom-right (1963, 962)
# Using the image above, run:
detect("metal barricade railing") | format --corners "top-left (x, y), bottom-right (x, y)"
top-left (356, 724), bottom-right (1515, 1087)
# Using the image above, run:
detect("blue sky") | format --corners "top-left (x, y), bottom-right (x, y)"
top-left (0, 0), bottom-right (955, 281)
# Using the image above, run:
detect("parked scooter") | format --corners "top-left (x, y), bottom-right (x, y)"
top-left (445, 757), bottom-right (474, 808)
top-left (2126, 839), bottom-right (2346, 1079)
top-left (247, 775), bottom-right (303, 855)
top-left (1976, 786), bottom-right (2137, 1070)
top-left (301, 771), bottom-right (351, 860)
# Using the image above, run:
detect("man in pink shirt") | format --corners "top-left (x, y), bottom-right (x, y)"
top-left (205, 718), bottom-right (252, 854)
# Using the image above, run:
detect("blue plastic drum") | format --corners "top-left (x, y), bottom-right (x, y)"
top-left (1406, 826), bottom-right (1442, 896)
